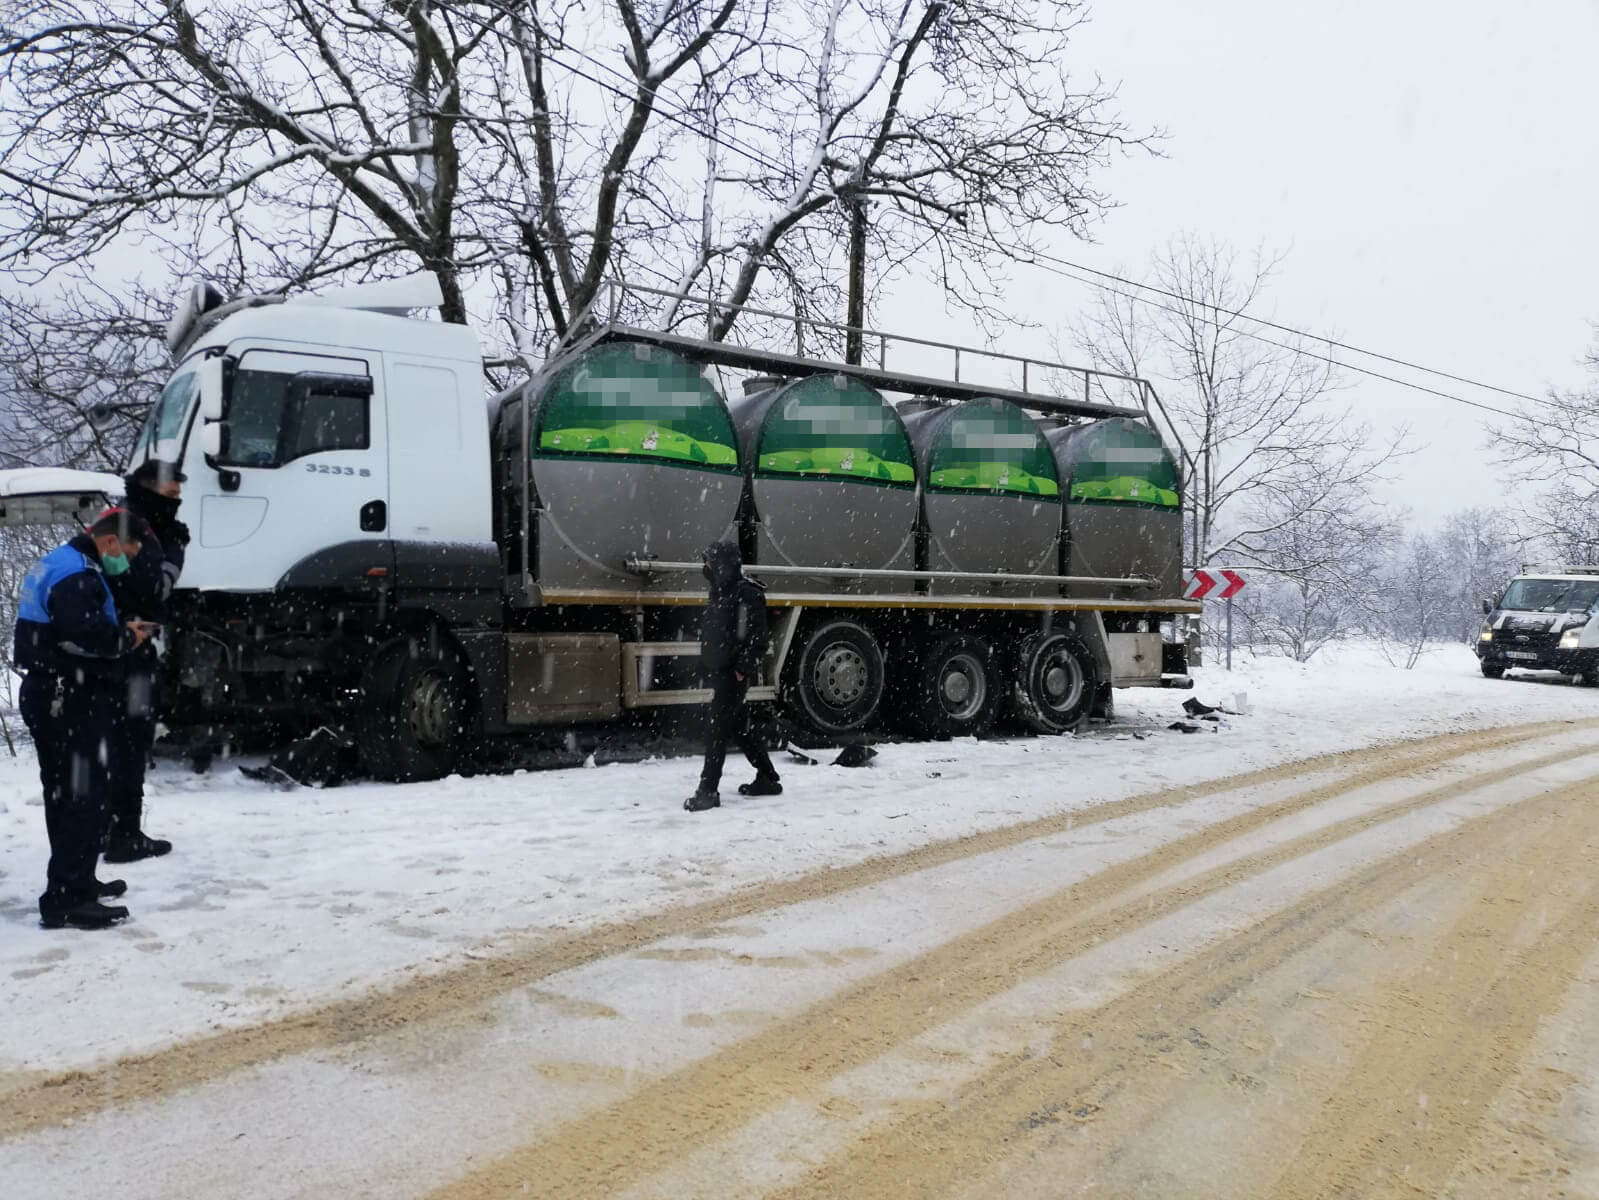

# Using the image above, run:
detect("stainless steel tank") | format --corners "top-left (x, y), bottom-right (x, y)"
top-left (1045, 417), bottom-right (1183, 599)
top-left (504, 340), bottom-right (744, 593)
top-left (902, 397), bottom-right (1063, 596)
top-left (730, 374), bottom-right (918, 594)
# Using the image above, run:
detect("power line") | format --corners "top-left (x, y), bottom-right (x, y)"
top-left (997, 244), bottom-right (1543, 405)
top-left (536, 42), bottom-right (1537, 420)
top-left (999, 248), bottom-right (1526, 420)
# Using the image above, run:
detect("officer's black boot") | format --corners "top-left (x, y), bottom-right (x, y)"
top-left (40, 898), bottom-right (130, 930)
top-left (684, 788), bottom-right (720, 812)
top-left (738, 774), bottom-right (783, 797)
top-left (104, 832), bottom-right (172, 863)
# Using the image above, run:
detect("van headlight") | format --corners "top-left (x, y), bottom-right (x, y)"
top-left (1561, 628), bottom-right (1582, 649)
top-left (1479, 624), bottom-right (1494, 642)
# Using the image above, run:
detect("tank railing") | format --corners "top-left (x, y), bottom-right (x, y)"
top-left (1136, 380), bottom-right (1197, 481)
top-left (624, 554), bottom-right (1158, 591)
top-left (594, 278), bottom-right (1154, 414)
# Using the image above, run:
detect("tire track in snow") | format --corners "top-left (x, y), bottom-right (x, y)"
top-left (757, 776), bottom-right (1599, 1200)
top-left (426, 735), bottom-right (1599, 1198)
top-left (1264, 808), bottom-right (1599, 1199)
top-left (0, 717), bottom-right (1586, 1142)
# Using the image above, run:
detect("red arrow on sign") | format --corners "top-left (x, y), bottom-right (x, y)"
top-left (1217, 569), bottom-right (1246, 600)
top-left (1186, 569), bottom-right (1216, 600)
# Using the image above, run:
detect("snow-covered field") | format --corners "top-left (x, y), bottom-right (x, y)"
top-left (2, 641), bottom-right (1595, 1078)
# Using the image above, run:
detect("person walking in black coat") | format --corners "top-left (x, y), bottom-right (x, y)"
top-left (103, 459), bottom-right (187, 861)
top-left (685, 541), bottom-right (781, 812)
top-left (14, 509), bottom-right (157, 929)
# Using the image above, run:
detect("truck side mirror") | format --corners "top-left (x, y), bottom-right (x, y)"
top-left (1481, 598), bottom-right (1493, 615)
top-left (200, 420), bottom-right (225, 460)
top-left (197, 354), bottom-right (227, 422)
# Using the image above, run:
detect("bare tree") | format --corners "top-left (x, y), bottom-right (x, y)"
top-left (1516, 483), bottom-right (1599, 571)
top-left (1376, 531), bottom-right (1452, 669)
top-left (0, 1), bottom-right (516, 322)
top-left (1487, 334), bottom-right (1599, 572)
top-left (3, 2), bottom-right (1145, 360)
top-left (642, 1), bottom-right (1150, 348)
top-left (1435, 507), bottom-right (1526, 642)
top-left (1229, 468), bottom-right (1397, 663)
top-left (1493, 335), bottom-right (1599, 487)
top-left (0, 285), bottom-right (170, 473)
top-left (1066, 235), bottom-right (1408, 571)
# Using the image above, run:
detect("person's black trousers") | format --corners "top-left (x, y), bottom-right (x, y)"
top-left (698, 673), bottom-right (777, 793)
top-left (20, 673), bottom-right (114, 917)
top-left (105, 664), bottom-right (156, 845)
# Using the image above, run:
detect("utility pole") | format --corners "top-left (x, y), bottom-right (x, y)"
top-left (845, 190), bottom-right (868, 365)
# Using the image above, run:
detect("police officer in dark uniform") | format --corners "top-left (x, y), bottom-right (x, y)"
top-left (15, 509), bottom-right (156, 929)
top-left (685, 541), bottom-right (782, 812)
top-left (104, 459), bottom-right (187, 862)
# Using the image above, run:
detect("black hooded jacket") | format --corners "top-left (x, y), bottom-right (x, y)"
top-left (121, 476), bottom-right (189, 613)
top-left (699, 541), bottom-right (769, 678)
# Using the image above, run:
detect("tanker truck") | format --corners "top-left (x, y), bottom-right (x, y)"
top-left (0, 276), bottom-right (1199, 781)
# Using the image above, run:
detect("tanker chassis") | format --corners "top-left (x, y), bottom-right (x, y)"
top-left (0, 278), bottom-right (1200, 781)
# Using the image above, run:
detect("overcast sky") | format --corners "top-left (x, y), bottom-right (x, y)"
top-left (883, 0), bottom-right (1599, 525)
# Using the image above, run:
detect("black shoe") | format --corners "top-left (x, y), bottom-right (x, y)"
top-left (40, 900), bottom-right (131, 930)
top-left (684, 789), bottom-right (720, 812)
top-left (96, 878), bottom-right (128, 899)
top-left (738, 776), bottom-right (783, 797)
top-left (104, 833), bottom-right (172, 863)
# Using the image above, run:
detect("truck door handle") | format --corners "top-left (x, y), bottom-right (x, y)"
top-left (360, 500), bottom-right (387, 532)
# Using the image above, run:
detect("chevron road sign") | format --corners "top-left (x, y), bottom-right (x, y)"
top-left (1187, 569), bottom-right (1249, 668)
top-left (1185, 568), bottom-right (1247, 601)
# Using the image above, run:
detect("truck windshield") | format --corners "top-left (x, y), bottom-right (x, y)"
top-left (1500, 579), bottom-right (1599, 612)
top-left (128, 367), bottom-right (198, 468)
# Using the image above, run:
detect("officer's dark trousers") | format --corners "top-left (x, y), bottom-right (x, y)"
top-left (698, 673), bottom-right (777, 793)
top-left (106, 666), bottom-right (156, 845)
top-left (20, 673), bottom-right (114, 916)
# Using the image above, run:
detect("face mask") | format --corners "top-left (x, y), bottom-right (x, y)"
top-left (101, 553), bottom-right (130, 576)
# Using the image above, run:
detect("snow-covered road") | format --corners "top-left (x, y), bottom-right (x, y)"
top-left (4, 644), bottom-right (1599, 1197)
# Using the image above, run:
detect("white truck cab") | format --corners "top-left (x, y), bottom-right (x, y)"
top-left (148, 278), bottom-right (493, 594)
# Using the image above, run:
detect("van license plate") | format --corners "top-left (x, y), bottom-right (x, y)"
top-left (1505, 651), bottom-right (1538, 660)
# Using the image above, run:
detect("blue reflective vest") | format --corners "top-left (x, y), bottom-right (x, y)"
top-left (17, 544), bottom-right (117, 628)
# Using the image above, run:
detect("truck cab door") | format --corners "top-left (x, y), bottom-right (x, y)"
top-left (183, 347), bottom-right (388, 593)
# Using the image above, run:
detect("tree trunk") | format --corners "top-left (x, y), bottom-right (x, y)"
top-left (845, 192), bottom-right (867, 365)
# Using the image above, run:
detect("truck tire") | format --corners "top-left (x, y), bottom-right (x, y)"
top-left (358, 634), bottom-right (470, 782)
top-left (783, 619), bottom-right (885, 738)
top-left (899, 633), bottom-right (1002, 740)
top-left (1007, 631), bottom-right (1098, 733)
top-left (1480, 662), bottom-right (1505, 679)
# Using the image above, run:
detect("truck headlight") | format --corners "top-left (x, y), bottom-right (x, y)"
top-left (1561, 629), bottom-right (1582, 649)
top-left (1479, 625), bottom-right (1493, 642)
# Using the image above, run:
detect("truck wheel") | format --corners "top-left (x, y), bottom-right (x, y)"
top-left (1480, 663), bottom-right (1505, 679)
top-left (900, 634), bottom-right (1002, 740)
top-left (1007, 631), bottom-right (1098, 733)
top-left (358, 635), bottom-right (470, 782)
top-left (783, 619), bottom-right (885, 737)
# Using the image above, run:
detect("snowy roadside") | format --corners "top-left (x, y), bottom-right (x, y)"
top-left (2, 641), bottom-right (1595, 1077)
